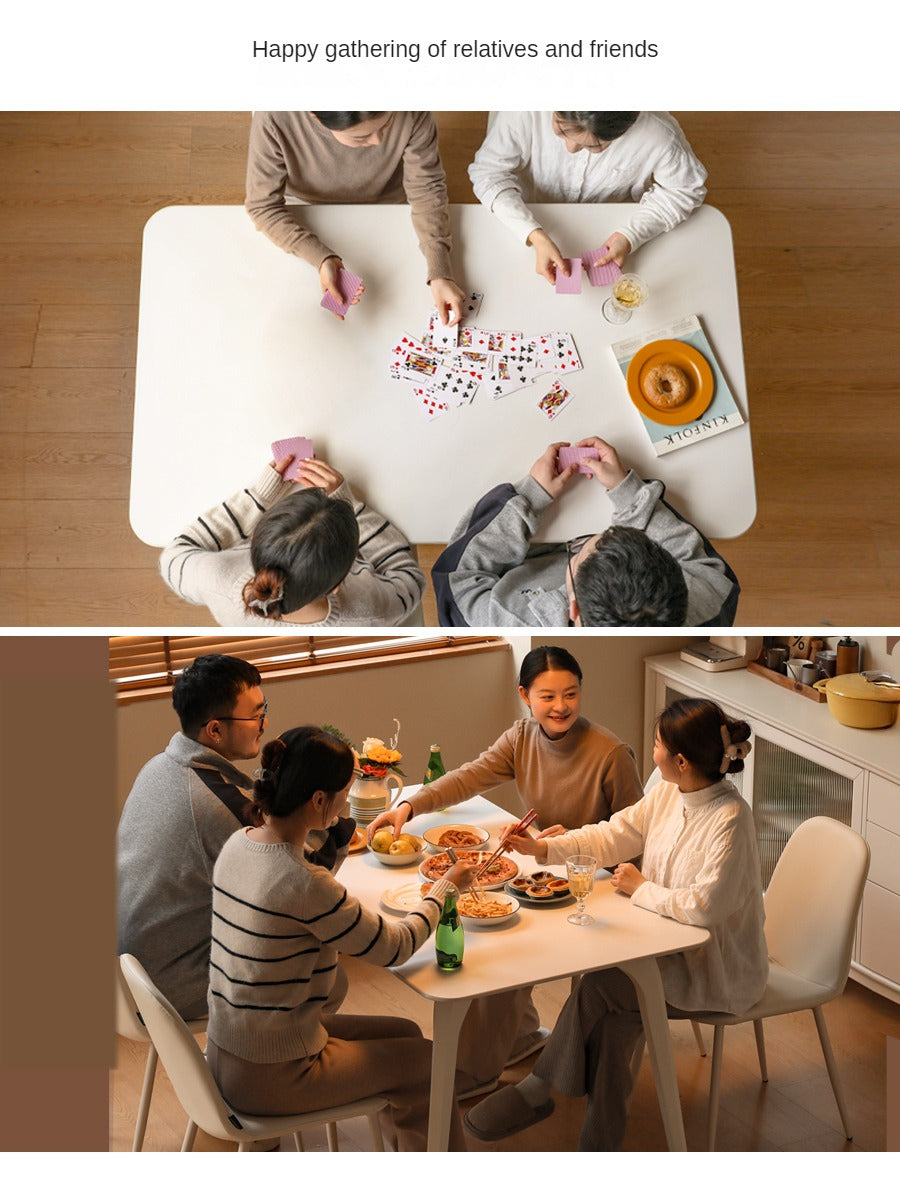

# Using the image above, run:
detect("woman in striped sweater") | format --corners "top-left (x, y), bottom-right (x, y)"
top-left (206, 725), bottom-right (476, 1151)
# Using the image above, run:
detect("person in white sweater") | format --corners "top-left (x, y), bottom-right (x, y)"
top-left (160, 454), bottom-right (424, 627)
top-left (464, 696), bottom-right (768, 1150)
top-left (468, 111), bottom-right (707, 285)
top-left (206, 725), bottom-right (478, 1152)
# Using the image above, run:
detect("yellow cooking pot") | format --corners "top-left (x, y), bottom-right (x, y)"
top-left (814, 673), bottom-right (900, 729)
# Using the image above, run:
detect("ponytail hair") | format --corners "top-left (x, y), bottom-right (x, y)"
top-left (242, 489), bottom-right (359, 618)
top-left (656, 697), bottom-right (752, 783)
top-left (250, 726), bottom-right (355, 825)
top-left (518, 645), bottom-right (583, 691)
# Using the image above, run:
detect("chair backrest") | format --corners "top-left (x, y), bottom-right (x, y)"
top-left (119, 954), bottom-right (243, 1142)
top-left (116, 957), bottom-right (150, 1042)
top-left (643, 766), bottom-right (663, 794)
top-left (763, 816), bottom-right (870, 992)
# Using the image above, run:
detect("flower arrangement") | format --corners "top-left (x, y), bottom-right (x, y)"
top-left (324, 719), bottom-right (404, 780)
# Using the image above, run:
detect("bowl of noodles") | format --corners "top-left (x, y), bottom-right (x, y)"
top-left (423, 823), bottom-right (490, 855)
top-left (457, 892), bottom-right (520, 928)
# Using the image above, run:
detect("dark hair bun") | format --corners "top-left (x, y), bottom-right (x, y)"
top-left (242, 568), bottom-right (287, 619)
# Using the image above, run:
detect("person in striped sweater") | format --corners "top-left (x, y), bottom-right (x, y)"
top-left (160, 454), bottom-right (424, 627)
top-left (206, 725), bottom-right (476, 1151)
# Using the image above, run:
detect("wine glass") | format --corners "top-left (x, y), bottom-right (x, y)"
top-left (602, 273), bottom-right (649, 324)
top-left (566, 855), bottom-right (598, 925)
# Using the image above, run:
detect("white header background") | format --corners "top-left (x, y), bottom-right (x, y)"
top-left (3, 0), bottom-right (895, 108)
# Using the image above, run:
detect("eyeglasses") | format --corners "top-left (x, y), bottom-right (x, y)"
top-left (207, 699), bottom-right (268, 729)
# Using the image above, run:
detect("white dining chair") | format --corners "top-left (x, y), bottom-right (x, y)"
top-left (119, 954), bottom-right (388, 1152)
top-left (115, 957), bottom-right (207, 1151)
top-left (695, 815), bottom-right (870, 1150)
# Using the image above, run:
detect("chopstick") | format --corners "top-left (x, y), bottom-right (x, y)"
top-left (472, 808), bottom-right (538, 880)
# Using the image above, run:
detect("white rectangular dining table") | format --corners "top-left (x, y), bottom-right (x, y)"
top-left (132, 202), bottom-right (754, 547)
top-left (342, 791), bottom-right (709, 1151)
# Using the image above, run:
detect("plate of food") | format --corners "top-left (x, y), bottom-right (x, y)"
top-left (626, 339), bottom-right (714, 426)
top-left (348, 828), bottom-right (369, 854)
top-left (419, 850), bottom-right (518, 890)
top-left (505, 872), bottom-right (572, 905)
top-left (380, 880), bottom-right (434, 914)
top-left (368, 831), bottom-right (424, 866)
top-left (457, 892), bottom-right (520, 928)
top-left (423, 823), bottom-right (491, 854)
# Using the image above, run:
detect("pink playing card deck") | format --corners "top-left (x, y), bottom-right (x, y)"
top-left (557, 445), bottom-right (600, 475)
top-left (555, 260), bottom-right (583, 294)
top-left (320, 268), bottom-right (363, 316)
top-left (271, 436), bottom-right (315, 480)
top-left (582, 245), bottom-right (622, 287)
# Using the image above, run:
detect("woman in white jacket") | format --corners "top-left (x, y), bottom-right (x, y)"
top-left (468, 111), bottom-right (707, 286)
top-left (464, 695), bottom-right (768, 1150)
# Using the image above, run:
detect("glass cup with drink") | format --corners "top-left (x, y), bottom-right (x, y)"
top-left (566, 854), bottom-right (598, 925)
top-left (602, 273), bottom-right (649, 324)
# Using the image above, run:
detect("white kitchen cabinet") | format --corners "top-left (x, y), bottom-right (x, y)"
top-left (644, 652), bottom-right (900, 1003)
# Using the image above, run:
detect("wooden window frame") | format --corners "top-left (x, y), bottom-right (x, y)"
top-left (109, 635), bottom-right (507, 704)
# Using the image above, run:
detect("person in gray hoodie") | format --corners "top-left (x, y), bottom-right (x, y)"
top-left (432, 437), bottom-right (739, 628)
top-left (117, 654), bottom-right (354, 1019)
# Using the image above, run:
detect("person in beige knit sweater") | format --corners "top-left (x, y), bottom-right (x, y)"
top-left (207, 725), bottom-right (478, 1152)
top-left (367, 644), bottom-right (644, 1098)
top-left (245, 111), bottom-right (466, 323)
top-left (464, 696), bottom-right (767, 1149)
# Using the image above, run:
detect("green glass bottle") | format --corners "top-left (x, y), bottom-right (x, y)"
top-left (435, 885), bottom-right (464, 971)
top-left (423, 744), bottom-right (446, 785)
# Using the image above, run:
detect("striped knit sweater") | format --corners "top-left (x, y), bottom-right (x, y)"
top-left (208, 828), bottom-right (451, 1063)
top-left (159, 465), bottom-right (424, 627)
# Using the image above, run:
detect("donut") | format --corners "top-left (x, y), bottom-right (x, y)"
top-left (642, 363), bottom-right (690, 408)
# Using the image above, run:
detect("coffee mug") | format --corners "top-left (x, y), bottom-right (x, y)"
top-left (765, 647), bottom-right (789, 672)
top-left (800, 663), bottom-right (821, 685)
top-left (787, 658), bottom-right (813, 682)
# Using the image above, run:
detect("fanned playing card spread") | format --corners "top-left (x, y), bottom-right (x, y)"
top-left (386, 295), bottom-right (583, 419)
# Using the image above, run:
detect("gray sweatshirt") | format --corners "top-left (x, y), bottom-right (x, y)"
top-left (117, 732), bottom-right (353, 1019)
top-left (432, 470), bottom-right (737, 627)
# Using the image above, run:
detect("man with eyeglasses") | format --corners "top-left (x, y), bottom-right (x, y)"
top-left (432, 437), bottom-right (739, 628)
top-left (117, 653), bottom-right (355, 1020)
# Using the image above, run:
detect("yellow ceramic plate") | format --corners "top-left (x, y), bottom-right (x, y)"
top-left (626, 340), bottom-right (714, 426)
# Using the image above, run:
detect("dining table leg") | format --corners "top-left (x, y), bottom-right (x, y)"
top-left (619, 957), bottom-right (687, 1151)
top-left (427, 996), bottom-right (471, 1151)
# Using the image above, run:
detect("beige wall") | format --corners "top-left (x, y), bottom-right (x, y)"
top-left (116, 635), bottom-right (699, 814)
top-left (117, 646), bottom-right (522, 814)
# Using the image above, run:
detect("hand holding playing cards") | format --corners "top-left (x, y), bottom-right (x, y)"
top-left (429, 277), bottom-right (466, 327)
top-left (593, 233), bottom-right (632, 269)
top-left (529, 441), bottom-right (579, 500)
top-left (526, 228), bottom-right (569, 286)
top-left (291, 457), bottom-right (344, 495)
top-left (577, 438), bottom-right (629, 490)
top-left (272, 455), bottom-right (296, 479)
top-left (319, 256), bottom-right (364, 319)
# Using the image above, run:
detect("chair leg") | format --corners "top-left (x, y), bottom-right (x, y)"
top-left (367, 1111), bottom-right (385, 1151)
top-left (132, 1043), bottom-right (158, 1151)
top-left (812, 1005), bottom-right (853, 1140)
top-left (707, 1025), bottom-right (726, 1152)
top-left (690, 1020), bottom-right (707, 1057)
top-left (293, 1130), bottom-right (305, 1151)
top-left (326, 1122), bottom-right (339, 1152)
top-left (753, 1019), bottom-right (768, 1081)
top-left (180, 1120), bottom-right (198, 1152)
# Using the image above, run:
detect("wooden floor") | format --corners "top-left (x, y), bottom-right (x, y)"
top-left (109, 957), bottom-right (900, 1153)
top-left (2, 111), bottom-right (898, 626)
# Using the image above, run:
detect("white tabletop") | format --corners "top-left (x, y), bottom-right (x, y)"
top-left (342, 791), bottom-right (708, 1150)
top-left (346, 794), bottom-right (708, 997)
top-left (132, 203), bottom-right (754, 546)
